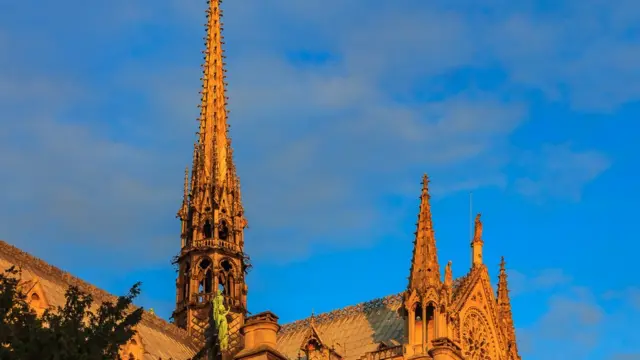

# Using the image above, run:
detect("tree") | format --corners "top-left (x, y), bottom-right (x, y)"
top-left (0, 266), bottom-right (144, 360)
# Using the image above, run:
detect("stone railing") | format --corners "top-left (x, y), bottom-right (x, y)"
top-left (183, 238), bottom-right (241, 254)
top-left (177, 292), bottom-right (242, 310)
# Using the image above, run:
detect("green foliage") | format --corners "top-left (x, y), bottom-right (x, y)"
top-left (0, 266), bottom-right (144, 360)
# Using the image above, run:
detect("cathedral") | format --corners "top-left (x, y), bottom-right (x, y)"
top-left (0, 0), bottom-right (521, 359)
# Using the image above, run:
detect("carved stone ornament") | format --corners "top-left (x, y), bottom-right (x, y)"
top-left (461, 312), bottom-right (494, 360)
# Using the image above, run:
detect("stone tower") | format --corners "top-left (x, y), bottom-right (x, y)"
top-left (173, 0), bottom-right (249, 353)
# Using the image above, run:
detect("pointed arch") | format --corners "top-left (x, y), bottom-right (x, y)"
top-left (203, 220), bottom-right (213, 238)
top-left (218, 219), bottom-right (229, 240)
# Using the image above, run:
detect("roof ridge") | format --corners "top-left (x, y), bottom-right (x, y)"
top-left (279, 293), bottom-right (403, 335)
top-left (0, 240), bottom-right (194, 344)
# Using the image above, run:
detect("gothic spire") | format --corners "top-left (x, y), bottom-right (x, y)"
top-left (189, 0), bottom-right (241, 213)
top-left (408, 174), bottom-right (441, 290)
top-left (497, 257), bottom-right (520, 358)
top-left (497, 256), bottom-right (511, 306)
top-left (173, 0), bottom-right (248, 348)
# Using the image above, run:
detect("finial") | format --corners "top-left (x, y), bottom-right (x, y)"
top-left (421, 173), bottom-right (430, 193)
top-left (500, 256), bottom-right (506, 271)
top-left (149, 308), bottom-right (155, 315)
top-left (473, 213), bottom-right (483, 241)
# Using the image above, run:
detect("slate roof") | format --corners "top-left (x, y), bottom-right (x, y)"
top-left (276, 279), bottom-right (471, 360)
top-left (276, 294), bottom-right (406, 360)
top-left (0, 240), bottom-right (199, 360)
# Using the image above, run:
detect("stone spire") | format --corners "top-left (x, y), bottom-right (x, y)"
top-left (408, 174), bottom-right (441, 290)
top-left (186, 0), bottom-right (244, 220)
top-left (497, 257), bottom-right (520, 359)
top-left (173, 0), bottom-right (248, 350)
top-left (497, 257), bottom-right (511, 307)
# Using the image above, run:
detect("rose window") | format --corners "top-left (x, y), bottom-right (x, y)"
top-left (461, 312), bottom-right (493, 360)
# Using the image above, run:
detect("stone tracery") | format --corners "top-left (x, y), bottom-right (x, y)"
top-left (461, 311), bottom-right (494, 360)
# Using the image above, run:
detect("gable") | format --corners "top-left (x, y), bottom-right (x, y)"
top-left (456, 267), bottom-right (507, 360)
top-left (19, 277), bottom-right (50, 316)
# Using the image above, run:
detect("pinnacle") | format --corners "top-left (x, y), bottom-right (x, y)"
top-left (421, 173), bottom-right (430, 194)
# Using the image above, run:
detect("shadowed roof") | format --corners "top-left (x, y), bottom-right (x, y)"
top-left (0, 240), bottom-right (199, 360)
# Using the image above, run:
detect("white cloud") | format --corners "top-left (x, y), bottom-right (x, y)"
top-left (514, 143), bottom-right (610, 201)
top-left (0, 0), bottom-right (631, 263)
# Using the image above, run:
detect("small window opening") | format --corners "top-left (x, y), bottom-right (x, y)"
top-left (203, 221), bottom-right (213, 238)
top-left (203, 269), bottom-right (213, 293)
top-left (182, 263), bottom-right (191, 301)
top-left (218, 220), bottom-right (229, 240)
top-left (31, 293), bottom-right (40, 302)
top-left (414, 303), bottom-right (422, 320)
top-left (221, 259), bottom-right (232, 272)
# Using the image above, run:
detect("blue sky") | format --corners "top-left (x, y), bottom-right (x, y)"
top-left (1, 0), bottom-right (639, 359)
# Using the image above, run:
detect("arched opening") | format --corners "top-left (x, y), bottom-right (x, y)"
top-left (221, 259), bottom-right (232, 272)
top-left (30, 293), bottom-right (40, 302)
top-left (218, 273), bottom-right (230, 297)
top-left (128, 353), bottom-right (135, 360)
top-left (219, 259), bottom-right (233, 298)
top-left (197, 259), bottom-right (213, 295)
top-left (413, 302), bottom-right (423, 344)
top-left (218, 220), bottom-right (229, 240)
top-left (203, 220), bottom-right (213, 238)
top-left (204, 268), bottom-right (213, 293)
top-left (182, 262), bottom-right (191, 302)
top-left (425, 303), bottom-right (436, 346)
top-left (307, 339), bottom-right (320, 351)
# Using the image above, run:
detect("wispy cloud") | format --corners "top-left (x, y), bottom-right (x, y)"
top-left (517, 272), bottom-right (640, 359)
top-left (514, 143), bottom-right (611, 201)
top-left (0, 0), bottom-right (633, 266)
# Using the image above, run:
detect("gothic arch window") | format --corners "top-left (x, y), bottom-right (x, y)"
top-left (203, 220), bottom-right (213, 238)
top-left (218, 220), bottom-right (229, 240)
top-left (197, 258), bottom-right (213, 295)
top-left (413, 302), bottom-right (422, 320)
top-left (31, 293), bottom-right (40, 302)
top-left (182, 262), bottom-right (191, 301)
top-left (425, 303), bottom-right (436, 346)
top-left (413, 302), bottom-right (423, 344)
top-left (218, 259), bottom-right (234, 297)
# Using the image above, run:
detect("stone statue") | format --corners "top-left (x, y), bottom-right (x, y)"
top-left (445, 261), bottom-right (453, 285)
top-left (474, 213), bottom-right (482, 240)
top-left (212, 290), bottom-right (230, 350)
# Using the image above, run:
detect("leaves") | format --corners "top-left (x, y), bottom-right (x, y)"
top-left (0, 266), bottom-right (143, 360)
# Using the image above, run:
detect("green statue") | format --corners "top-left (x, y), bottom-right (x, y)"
top-left (212, 290), bottom-right (230, 350)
